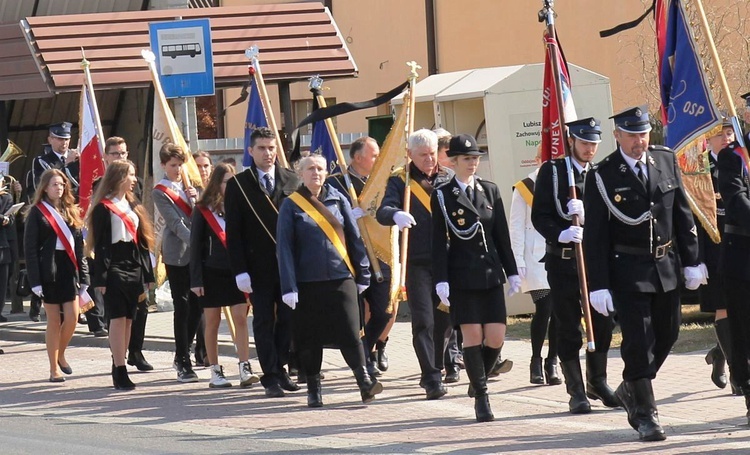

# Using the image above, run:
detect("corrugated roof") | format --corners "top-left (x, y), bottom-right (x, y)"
top-left (1, 2), bottom-right (356, 100)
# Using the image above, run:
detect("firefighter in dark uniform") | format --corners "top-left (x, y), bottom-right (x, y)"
top-left (700, 119), bottom-right (739, 394)
top-left (583, 106), bottom-right (704, 441)
top-left (716, 120), bottom-right (750, 426)
top-left (531, 117), bottom-right (619, 415)
top-left (327, 136), bottom-right (393, 379)
top-left (376, 128), bottom-right (454, 400)
top-left (431, 134), bottom-right (520, 422)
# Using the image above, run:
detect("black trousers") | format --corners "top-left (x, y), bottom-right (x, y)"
top-left (251, 279), bottom-right (293, 388)
top-left (611, 289), bottom-right (681, 381)
top-left (166, 264), bottom-right (202, 362)
top-left (724, 279), bottom-right (750, 386)
top-left (548, 271), bottom-right (614, 362)
top-left (405, 263), bottom-right (452, 386)
top-left (361, 264), bottom-right (393, 355)
top-left (128, 301), bottom-right (148, 353)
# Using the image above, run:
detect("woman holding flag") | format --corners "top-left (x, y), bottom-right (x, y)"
top-left (276, 154), bottom-right (381, 407)
top-left (87, 160), bottom-right (154, 390)
top-left (25, 169), bottom-right (89, 382)
top-left (189, 163), bottom-right (259, 389)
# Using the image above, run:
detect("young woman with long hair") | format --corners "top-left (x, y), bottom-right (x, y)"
top-left (24, 169), bottom-right (89, 382)
top-left (87, 160), bottom-right (155, 390)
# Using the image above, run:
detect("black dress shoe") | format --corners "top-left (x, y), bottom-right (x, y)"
top-left (77, 314), bottom-right (87, 325)
top-left (425, 382), bottom-right (447, 400)
top-left (93, 329), bottom-right (108, 337)
top-left (127, 352), bottom-right (154, 371)
top-left (444, 367), bottom-right (460, 384)
top-left (264, 384), bottom-right (286, 398)
top-left (279, 371), bottom-right (300, 391)
top-left (58, 361), bottom-right (73, 375)
top-left (29, 314), bottom-right (40, 322)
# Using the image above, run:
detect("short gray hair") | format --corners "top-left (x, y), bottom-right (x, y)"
top-left (296, 154), bottom-right (328, 176)
top-left (408, 128), bottom-right (438, 151)
top-left (432, 127), bottom-right (451, 140)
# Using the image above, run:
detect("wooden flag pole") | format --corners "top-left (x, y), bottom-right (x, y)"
top-left (540, 0), bottom-right (595, 352)
top-left (80, 48), bottom-right (106, 158)
top-left (246, 46), bottom-right (289, 169)
top-left (308, 76), bottom-right (384, 282)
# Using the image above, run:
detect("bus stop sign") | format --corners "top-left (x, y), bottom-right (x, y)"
top-left (148, 18), bottom-right (214, 98)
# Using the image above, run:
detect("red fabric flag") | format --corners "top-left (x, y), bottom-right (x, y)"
top-left (78, 83), bottom-right (104, 215)
top-left (541, 31), bottom-right (577, 162)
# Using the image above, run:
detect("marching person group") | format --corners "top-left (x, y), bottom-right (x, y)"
top-left (16, 94), bottom-right (750, 442)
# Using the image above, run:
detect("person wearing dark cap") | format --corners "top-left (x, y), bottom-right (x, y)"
top-left (700, 118), bottom-right (740, 395)
top-left (716, 111), bottom-right (750, 426)
top-left (583, 105), bottom-right (704, 441)
top-left (531, 117), bottom-right (619, 415)
top-left (30, 122), bottom-right (80, 198)
top-left (431, 134), bottom-right (519, 422)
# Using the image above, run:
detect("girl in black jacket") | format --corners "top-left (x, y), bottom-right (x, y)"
top-left (24, 169), bottom-right (88, 382)
top-left (87, 160), bottom-right (154, 390)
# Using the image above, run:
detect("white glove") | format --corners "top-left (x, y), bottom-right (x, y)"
top-left (684, 264), bottom-right (708, 290)
top-left (558, 226), bottom-right (583, 244)
top-left (282, 292), bottom-right (298, 310)
top-left (357, 284), bottom-right (369, 294)
top-left (567, 199), bottom-right (585, 224)
top-left (79, 284), bottom-right (89, 295)
top-left (235, 273), bottom-right (253, 294)
top-left (506, 275), bottom-right (522, 297)
top-left (32, 285), bottom-right (43, 298)
top-left (517, 266), bottom-right (527, 281)
top-left (351, 207), bottom-right (366, 220)
top-left (393, 211), bottom-right (417, 231)
top-left (699, 263), bottom-right (709, 280)
top-left (435, 282), bottom-right (450, 307)
top-left (590, 289), bottom-right (614, 316)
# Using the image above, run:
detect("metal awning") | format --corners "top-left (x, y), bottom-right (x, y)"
top-left (0, 2), bottom-right (357, 101)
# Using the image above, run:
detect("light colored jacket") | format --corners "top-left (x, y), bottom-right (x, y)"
top-left (509, 168), bottom-right (549, 292)
top-left (152, 178), bottom-right (192, 266)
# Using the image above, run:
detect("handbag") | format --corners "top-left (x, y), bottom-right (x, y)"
top-left (16, 268), bottom-right (31, 297)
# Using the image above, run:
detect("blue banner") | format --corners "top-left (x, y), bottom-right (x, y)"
top-left (660, 0), bottom-right (719, 151)
top-left (309, 95), bottom-right (339, 174)
top-left (243, 77), bottom-right (268, 167)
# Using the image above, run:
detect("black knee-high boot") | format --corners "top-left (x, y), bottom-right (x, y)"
top-left (341, 344), bottom-right (382, 403)
top-left (713, 318), bottom-right (741, 395)
top-left (463, 345), bottom-right (494, 422)
top-left (467, 345), bottom-right (501, 397)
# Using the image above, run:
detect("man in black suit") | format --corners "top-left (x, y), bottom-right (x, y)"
top-left (531, 117), bottom-right (619, 415)
top-left (583, 106), bottom-right (704, 441)
top-left (225, 127), bottom-right (300, 398)
top-left (376, 128), bottom-right (454, 400)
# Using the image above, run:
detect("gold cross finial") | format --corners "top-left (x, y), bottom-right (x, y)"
top-left (406, 61), bottom-right (421, 78)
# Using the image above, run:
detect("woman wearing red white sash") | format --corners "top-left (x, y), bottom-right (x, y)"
top-left (189, 163), bottom-right (259, 388)
top-left (24, 169), bottom-right (89, 383)
top-left (87, 160), bottom-right (155, 390)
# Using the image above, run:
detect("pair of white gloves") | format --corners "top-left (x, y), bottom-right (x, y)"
top-left (589, 264), bottom-right (708, 315)
top-left (435, 275), bottom-right (523, 308)
top-left (558, 199), bottom-right (585, 244)
top-left (237, 272), bottom-right (369, 310)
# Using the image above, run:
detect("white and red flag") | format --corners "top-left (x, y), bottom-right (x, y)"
top-left (541, 30), bottom-right (577, 162)
top-left (78, 78), bottom-right (105, 215)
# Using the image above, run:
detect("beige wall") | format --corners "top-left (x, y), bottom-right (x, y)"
top-left (221, 0), bottom-right (750, 138)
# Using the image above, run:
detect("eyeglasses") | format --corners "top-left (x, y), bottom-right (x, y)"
top-left (107, 151), bottom-right (128, 157)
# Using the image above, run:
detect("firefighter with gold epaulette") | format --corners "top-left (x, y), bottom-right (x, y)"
top-left (531, 117), bottom-right (619, 415)
top-left (326, 136), bottom-right (393, 379)
top-left (583, 105), bottom-right (704, 441)
top-left (376, 128), bottom-right (454, 400)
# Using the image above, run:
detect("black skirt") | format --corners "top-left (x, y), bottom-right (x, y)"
top-left (293, 278), bottom-right (361, 349)
top-left (42, 250), bottom-right (78, 305)
top-left (199, 265), bottom-right (247, 308)
top-left (450, 285), bottom-right (507, 327)
top-left (104, 242), bottom-right (143, 320)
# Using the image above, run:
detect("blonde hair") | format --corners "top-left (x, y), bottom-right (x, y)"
top-left (29, 169), bottom-right (83, 229)
top-left (86, 160), bottom-right (154, 255)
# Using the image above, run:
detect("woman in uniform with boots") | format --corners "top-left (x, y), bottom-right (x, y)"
top-left (87, 160), bottom-right (155, 390)
top-left (190, 162), bottom-right (260, 389)
top-left (25, 169), bottom-right (88, 382)
top-left (277, 154), bottom-right (381, 408)
top-left (431, 134), bottom-right (521, 422)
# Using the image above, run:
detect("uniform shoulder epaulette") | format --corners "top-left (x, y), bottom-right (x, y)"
top-left (434, 179), bottom-right (451, 190)
top-left (592, 153), bottom-right (616, 170)
top-left (648, 144), bottom-right (673, 154)
top-left (390, 166), bottom-right (405, 178)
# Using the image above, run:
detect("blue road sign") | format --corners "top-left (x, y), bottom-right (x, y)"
top-left (149, 18), bottom-right (214, 98)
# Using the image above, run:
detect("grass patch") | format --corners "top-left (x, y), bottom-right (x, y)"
top-left (507, 305), bottom-right (715, 354)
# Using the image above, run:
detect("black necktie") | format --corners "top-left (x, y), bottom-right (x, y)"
top-left (465, 185), bottom-right (474, 204)
top-left (263, 174), bottom-right (274, 195)
top-left (635, 161), bottom-right (648, 186)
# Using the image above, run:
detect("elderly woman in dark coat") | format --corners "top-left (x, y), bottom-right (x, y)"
top-left (277, 154), bottom-right (381, 408)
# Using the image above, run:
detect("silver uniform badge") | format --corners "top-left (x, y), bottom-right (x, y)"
top-left (635, 108), bottom-right (642, 117)
top-left (619, 164), bottom-right (628, 173)
top-left (464, 139), bottom-right (471, 148)
top-left (589, 118), bottom-right (596, 127)
top-left (452, 187), bottom-right (460, 196)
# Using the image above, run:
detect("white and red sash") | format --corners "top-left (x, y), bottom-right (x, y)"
top-left (101, 198), bottom-right (139, 245)
top-left (37, 201), bottom-right (78, 270)
top-left (198, 205), bottom-right (226, 248)
top-left (154, 182), bottom-right (192, 217)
